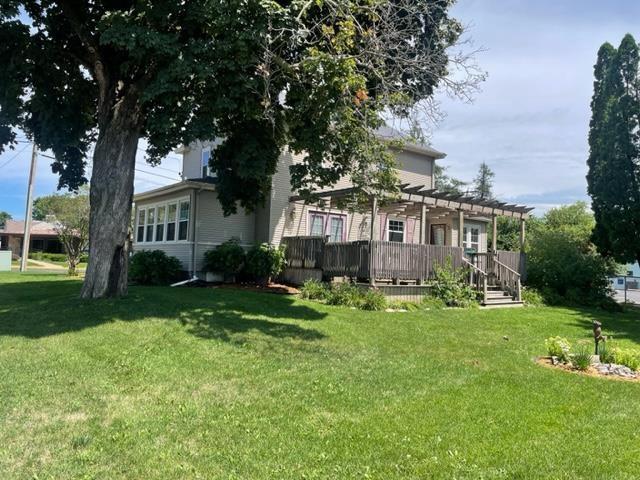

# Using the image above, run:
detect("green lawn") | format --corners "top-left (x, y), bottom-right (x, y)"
top-left (1, 272), bottom-right (640, 479)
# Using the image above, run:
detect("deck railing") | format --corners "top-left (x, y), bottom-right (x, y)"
top-left (281, 236), bottom-right (524, 301)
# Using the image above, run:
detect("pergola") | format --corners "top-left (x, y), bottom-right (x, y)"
top-left (290, 183), bottom-right (534, 251)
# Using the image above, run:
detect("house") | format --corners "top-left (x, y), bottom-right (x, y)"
top-left (610, 262), bottom-right (640, 291)
top-left (133, 131), bottom-right (532, 305)
top-left (0, 219), bottom-right (63, 260)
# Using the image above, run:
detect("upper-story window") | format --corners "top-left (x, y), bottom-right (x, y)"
top-left (135, 198), bottom-right (190, 243)
top-left (201, 148), bottom-right (212, 178)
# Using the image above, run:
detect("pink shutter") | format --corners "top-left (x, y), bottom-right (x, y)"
top-left (379, 214), bottom-right (387, 240)
top-left (406, 218), bottom-right (416, 243)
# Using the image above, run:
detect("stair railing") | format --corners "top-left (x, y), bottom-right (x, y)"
top-left (462, 257), bottom-right (488, 304)
top-left (492, 256), bottom-right (522, 302)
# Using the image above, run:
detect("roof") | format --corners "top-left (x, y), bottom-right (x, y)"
top-left (375, 126), bottom-right (447, 159)
top-left (133, 179), bottom-right (217, 202)
top-left (0, 219), bottom-right (58, 236)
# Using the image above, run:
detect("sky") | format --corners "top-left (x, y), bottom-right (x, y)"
top-left (1, 0), bottom-right (639, 219)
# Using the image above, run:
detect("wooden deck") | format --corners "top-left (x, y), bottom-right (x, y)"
top-left (281, 236), bottom-right (526, 304)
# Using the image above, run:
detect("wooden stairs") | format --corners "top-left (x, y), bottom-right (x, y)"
top-left (482, 284), bottom-right (524, 308)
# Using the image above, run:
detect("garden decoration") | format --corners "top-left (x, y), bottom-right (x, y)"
top-left (593, 321), bottom-right (605, 355)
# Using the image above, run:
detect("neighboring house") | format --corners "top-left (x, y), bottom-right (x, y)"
top-left (132, 130), bottom-right (532, 287)
top-left (0, 220), bottom-right (63, 259)
top-left (610, 262), bottom-right (640, 291)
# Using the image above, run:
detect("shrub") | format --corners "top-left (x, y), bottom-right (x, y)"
top-left (203, 239), bottom-right (245, 278)
top-left (360, 289), bottom-right (388, 311)
top-left (129, 250), bottom-right (182, 285)
top-left (244, 243), bottom-right (286, 283)
top-left (387, 300), bottom-right (422, 311)
top-left (522, 287), bottom-right (545, 307)
top-left (571, 343), bottom-right (592, 371)
top-left (326, 282), bottom-right (362, 307)
top-left (300, 279), bottom-right (330, 301)
top-left (545, 336), bottom-right (571, 362)
top-left (431, 259), bottom-right (478, 307)
top-left (421, 295), bottom-right (447, 310)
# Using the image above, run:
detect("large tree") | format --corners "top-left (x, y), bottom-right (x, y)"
top-left (434, 164), bottom-right (467, 194)
top-left (0, 0), bottom-right (479, 298)
top-left (0, 211), bottom-right (11, 227)
top-left (587, 34), bottom-right (640, 265)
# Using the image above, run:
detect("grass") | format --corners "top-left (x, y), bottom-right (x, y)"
top-left (1, 272), bottom-right (640, 479)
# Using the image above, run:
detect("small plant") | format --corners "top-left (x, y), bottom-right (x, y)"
top-left (598, 341), bottom-right (614, 364)
top-left (571, 343), bottom-right (592, 371)
top-left (545, 336), bottom-right (571, 362)
top-left (203, 238), bottom-right (245, 280)
top-left (326, 282), bottom-right (362, 307)
top-left (300, 279), bottom-right (330, 301)
top-left (431, 258), bottom-right (479, 307)
top-left (421, 295), bottom-right (447, 310)
top-left (244, 243), bottom-right (286, 284)
top-left (360, 289), bottom-right (388, 311)
top-left (611, 348), bottom-right (640, 371)
top-left (129, 250), bottom-right (182, 285)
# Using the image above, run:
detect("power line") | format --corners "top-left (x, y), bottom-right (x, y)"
top-left (0, 143), bottom-right (31, 170)
top-left (135, 160), bottom-right (180, 174)
top-left (134, 167), bottom-right (180, 181)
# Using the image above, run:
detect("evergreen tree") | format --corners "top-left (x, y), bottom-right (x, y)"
top-left (587, 34), bottom-right (640, 265)
top-left (473, 162), bottom-right (494, 199)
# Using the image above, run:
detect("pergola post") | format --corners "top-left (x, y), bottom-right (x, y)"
top-left (491, 214), bottom-right (498, 252)
top-left (419, 203), bottom-right (427, 244)
top-left (369, 196), bottom-right (378, 286)
top-left (458, 209), bottom-right (465, 249)
top-left (519, 217), bottom-right (526, 251)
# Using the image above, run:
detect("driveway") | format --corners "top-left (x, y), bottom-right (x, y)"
top-left (614, 288), bottom-right (640, 305)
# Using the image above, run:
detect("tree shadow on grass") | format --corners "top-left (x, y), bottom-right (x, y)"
top-left (565, 306), bottom-right (640, 345)
top-left (0, 277), bottom-right (327, 344)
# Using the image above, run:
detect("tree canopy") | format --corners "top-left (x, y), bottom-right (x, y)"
top-left (587, 34), bottom-right (640, 265)
top-left (0, 211), bottom-right (11, 227)
top-left (0, 0), bottom-right (480, 297)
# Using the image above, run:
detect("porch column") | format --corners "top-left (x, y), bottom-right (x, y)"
top-left (419, 203), bottom-right (427, 244)
top-left (519, 217), bottom-right (526, 251)
top-left (491, 214), bottom-right (498, 252)
top-left (458, 210), bottom-right (465, 248)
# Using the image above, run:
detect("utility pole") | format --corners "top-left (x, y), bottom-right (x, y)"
top-left (20, 142), bottom-right (37, 272)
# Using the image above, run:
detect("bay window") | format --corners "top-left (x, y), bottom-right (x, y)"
top-left (135, 197), bottom-right (190, 243)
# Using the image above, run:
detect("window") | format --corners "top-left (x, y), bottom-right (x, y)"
top-left (307, 212), bottom-right (347, 241)
top-left (146, 208), bottom-right (155, 242)
top-left (388, 220), bottom-right (405, 242)
top-left (618, 278), bottom-right (624, 285)
top-left (431, 224), bottom-right (446, 246)
top-left (202, 148), bottom-right (212, 178)
top-left (328, 216), bottom-right (344, 243)
top-left (135, 198), bottom-right (189, 243)
top-left (178, 200), bottom-right (190, 241)
top-left (463, 224), bottom-right (480, 252)
top-left (167, 203), bottom-right (177, 241)
top-left (137, 209), bottom-right (145, 242)
top-left (309, 213), bottom-right (325, 236)
top-left (156, 205), bottom-right (166, 242)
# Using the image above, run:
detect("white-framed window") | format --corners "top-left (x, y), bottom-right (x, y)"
top-left (388, 219), bottom-right (405, 242)
top-left (202, 148), bottom-right (212, 178)
top-left (463, 223), bottom-right (480, 252)
top-left (307, 211), bottom-right (346, 242)
top-left (135, 197), bottom-right (190, 243)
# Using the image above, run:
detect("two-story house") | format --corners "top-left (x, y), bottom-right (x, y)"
top-left (133, 132), bottom-right (497, 277)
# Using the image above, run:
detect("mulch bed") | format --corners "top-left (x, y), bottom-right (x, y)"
top-left (536, 356), bottom-right (640, 383)
top-left (209, 282), bottom-right (300, 295)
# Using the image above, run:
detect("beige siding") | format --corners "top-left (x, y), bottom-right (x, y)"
top-left (394, 149), bottom-right (434, 188)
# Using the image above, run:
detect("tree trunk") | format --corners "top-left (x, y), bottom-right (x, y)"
top-left (80, 93), bottom-right (140, 299)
